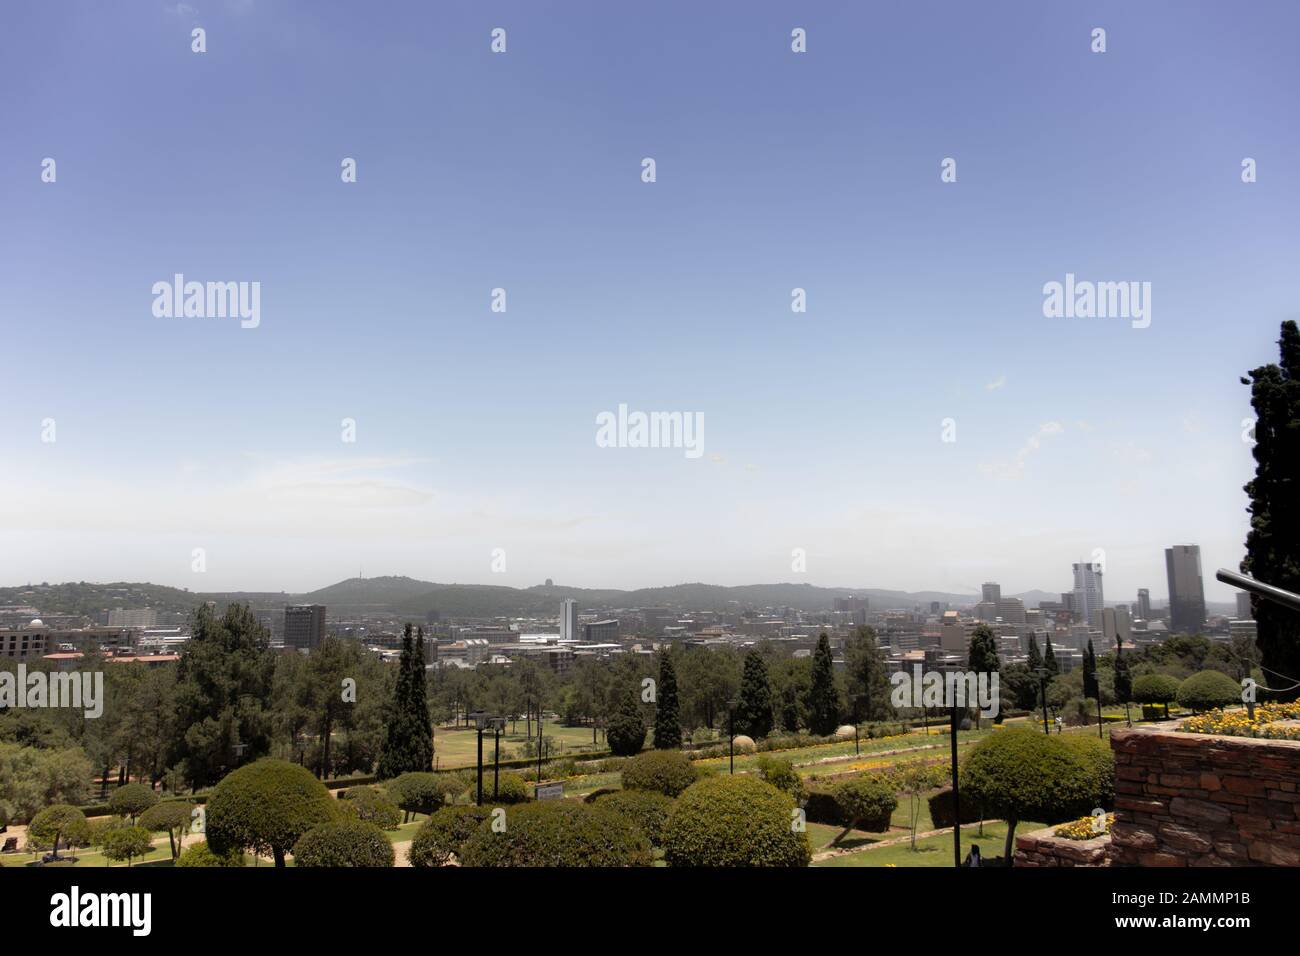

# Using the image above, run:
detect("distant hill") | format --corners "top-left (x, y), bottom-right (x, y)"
top-left (0, 577), bottom-right (1084, 620)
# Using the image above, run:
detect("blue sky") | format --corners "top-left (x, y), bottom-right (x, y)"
top-left (1, 0), bottom-right (1297, 602)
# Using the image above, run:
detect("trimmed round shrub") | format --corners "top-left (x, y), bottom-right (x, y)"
top-left (1133, 673), bottom-right (1180, 706)
top-left (663, 775), bottom-right (810, 867)
top-left (594, 789), bottom-right (674, 846)
top-left (731, 735), bottom-right (756, 753)
top-left (339, 786), bottom-right (402, 830)
top-left (620, 749), bottom-right (698, 798)
top-left (1059, 732), bottom-right (1115, 809)
top-left (292, 819), bottom-right (394, 867)
top-left (830, 776), bottom-right (897, 833)
top-left (139, 800), bottom-right (195, 860)
top-left (85, 815), bottom-right (131, 849)
top-left (834, 725), bottom-right (857, 739)
top-left (606, 706), bottom-right (648, 757)
top-left (386, 772), bottom-right (461, 819)
top-left (960, 727), bottom-right (1113, 864)
top-left (107, 782), bottom-right (159, 822)
top-left (102, 825), bottom-right (154, 866)
top-left (409, 806), bottom-right (493, 867)
top-left (175, 841), bottom-right (245, 867)
top-left (27, 805), bottom-right (89, 857)
top-left (464, 770), bottom-right (531, 804)
top-left (1177, 670), bottom-right (1243, 712)
top-left (206, 758), bottom-right (337, 866)
top-left (459, 801), bottom-right (652, 867)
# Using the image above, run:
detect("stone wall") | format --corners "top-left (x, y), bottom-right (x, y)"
top-left (1015, 827), bottom-right (1110, 866)
top-left (1110, 725), bottom-right (1300, 866)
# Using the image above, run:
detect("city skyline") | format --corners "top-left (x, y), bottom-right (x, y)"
top-left (4, 2), bottom-right (1296, 602)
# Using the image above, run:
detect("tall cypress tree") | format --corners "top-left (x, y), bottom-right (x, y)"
top-left (653, 651), bottom-right (682, 749)
top-left (734, 649), bottom-right (774, 738)
top-left (1043, 637), bottom-right (1059, 676)
top-left (377, 624), bottom-right (415, 779)
top-left (846, 626), bottom-right (892, 720)
top-left (410, 627), bottom-right (434, 770)
top-left (806, 633), bottom-right (839, 736)
top-left (1082, 639), bottom-right (1099, 700)
top-left (1242, 320), bottom-right (1300, 701)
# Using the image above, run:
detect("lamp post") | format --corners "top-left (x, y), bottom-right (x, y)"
top-left (1033, 667), bottom-right (1051, 736)
top-left (470, 710), bottom-right (488, 806)
top-left (727, 698), bottom-right (738, 775)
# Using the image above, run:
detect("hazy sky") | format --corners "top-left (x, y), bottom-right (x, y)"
top-left (2, 1), bottom-right (1297, 602)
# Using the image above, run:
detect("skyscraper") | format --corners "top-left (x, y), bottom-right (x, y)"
top-left (559, 598), bottom-right (578, 641)
top-left (1136, 588), bottom-right (1151, 621)
top-left (1072, 563), bottom-right (1104, 627)
top-left (284, 604), bottom-right (326, 651)
top-left (1165, 545), bottom-right (1207, 634)
top-left (1236, 591), bottom-right (1253, 620)
top-left (982, 582), bottom-right (1002, 604)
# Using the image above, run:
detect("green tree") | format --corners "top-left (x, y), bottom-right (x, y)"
top-left (377, 624), bottom-right (431, 779)
top-left (1026, 634), bottom-right (1042, 672)
top-left (1082, 640), bottom-right (1099, 700)
top-left (805, 634), bottom-right (839, 736)
top-left (1242, 320), bottom-right (1300, 701)
top-left (292, 820), bottom-right (394, 867)
top-left (734, 649), bottom-right (774, 738)
top-left (1114, 637), bottom-right (1133, 725)
top-left (27, 804), bottom-right (88, 859)
top-left (653, 651), bottom-right (682, 749)
top-left (102, 825), bottom-right (154, 867)
top-left (605, 685), bottom-right (647, 757)
top-left (967, 623), bottom-right (1001, 728)
top-left (845, 626), bottom-right (892, 721)
top-left (205, 758), bottom-right (337, 867)
top-left (1132, 673), bottom-right (1180, 717)
top-left (1177, 670), bottom-right (1243, 712)
top-left (1043, 637), bottom-right (1060, 676)
top-left (108, 782), bottom-right (158, 824)
top-left (139, 800), bottom-right (193, 861)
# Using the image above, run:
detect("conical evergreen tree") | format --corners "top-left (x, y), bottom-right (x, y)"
top-left (653, 651), bottom-right (682, 749)
top-left (376, 625), bottom-right (415, 780)
top-left (1026, 634), bottom-right (1042, 672)
top-left (806, 633), bottom-right (839, 736)
top-left (1043, 637), bottom-right (1060, 676)
top-left (846, 626), bottom-right (893, 720)
top-left (1082, 639), bottom-right (1099, 699)
top-left (1242, 320), bottom-right (1300, 701)
top-left (606, 684), bottom-right (647, 756)
top-left (966, 623), bottom-right (1001, 728)
top-left (410, 627), bottom-right (434, 770)
top-left (734, 649), bottom-right (774, 738)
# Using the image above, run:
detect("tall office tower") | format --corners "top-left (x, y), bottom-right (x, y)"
top-left (982, 582), bottom-right (1002, 604)
top-left (1136, 589), bottom-right (1152, 621)
top-left (283, 604), bottom-right (326, 651)
top-left (1236, 591), bottom-right (1253, 620)
top-left (1165, 545), bottom-right (1207, 634)
top-left (559, 598), bottom-right (578, 641)
top-left (1072, 563), bottom-right (1104, 628)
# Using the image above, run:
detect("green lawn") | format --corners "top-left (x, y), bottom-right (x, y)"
top-left (812, 819), bottom-right (1049, 867)
top-left (432, 721), bottom-right (605, 769)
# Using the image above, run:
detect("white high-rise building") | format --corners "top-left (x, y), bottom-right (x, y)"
top-left (559, 599), bottom-right (578, 642)
top-left (1072, 562), bottom-right (1104, 626)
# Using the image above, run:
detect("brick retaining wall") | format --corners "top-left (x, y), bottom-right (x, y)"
top-left (1109, 725), bottom-right (1300, 866)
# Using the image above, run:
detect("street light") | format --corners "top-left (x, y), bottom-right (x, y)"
top-left (470, 710), bottom-right (489, 806)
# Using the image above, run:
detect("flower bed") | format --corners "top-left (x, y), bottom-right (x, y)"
top-left (1179, 701), bottom-right (1300, 741)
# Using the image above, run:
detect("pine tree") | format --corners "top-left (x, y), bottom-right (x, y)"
top-left (734, 649), bottom-right (774, 738)
top-left (1026, 634), bottom-right (1042, 672)
top-left (1242, 320), bottom-right (1300, 701)
top-left (653, 651), bottom-right (682, 749)
top-left (410, 627), bottom-right (434, 770)
top-left (806, 633), bottom-right (839, 736)
top-left (846, 626), bottom-right (893, 721)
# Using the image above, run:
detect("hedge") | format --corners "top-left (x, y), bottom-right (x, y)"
top-left (292, 820), bottom-right (395, 867)
top-left (459, 801), bottom-right (652, 867)
top-left (409, 806), bottom-right (494, 867)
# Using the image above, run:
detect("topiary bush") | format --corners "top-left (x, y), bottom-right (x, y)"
top-left (408, 806), bottom-right (493, 867)
top-left (139, 800), bottom-right (195, 861)
top-left (175, 841), bottom-right (246, 867)
top-left (339, 786), bottom-right (403, 830)
top-left (754, 755), bottom-right (805, 803)
top-left (1177, 670), bottom-right (1243, 712)
top-left (593, 789), bottom-right (674, 846)
top-left (26, 805), bottom-right (89, 858)
top-left (386, 772), bottom-right (461, 820)
top-left (1133, 673), bottom-right (1181, 716)
top-left (959, 728), bottom-right (1113, 866)
top-left (205, 758), bottom-right (337, 867)
top-left (828, 776), bottom-right (897, 839)
top-left (620, 749), bottom-right (698, 798)
top-left (459, 801), bottom-right (652, 867)
top-left (107, 782), bottom-right (158, 823)
top-left (292, 819), bottom-right (394, 867)
top-left (663, 775), bottom-right (810, 867)
top-left (463, 771), bottom-right (531, 804)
